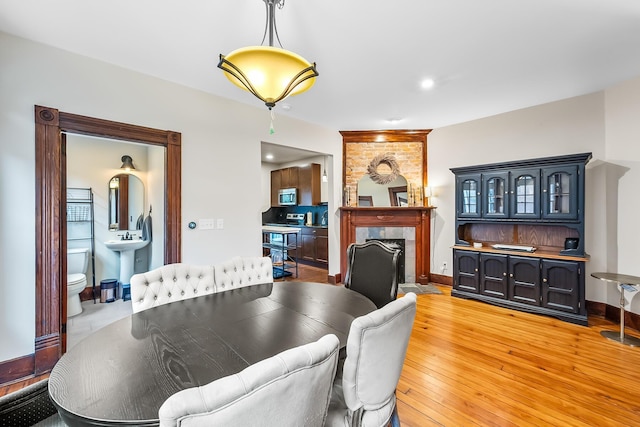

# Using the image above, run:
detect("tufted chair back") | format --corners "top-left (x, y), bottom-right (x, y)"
top-left (130, 263), bottom-right (216, 313)
top-left (213, 256), bottom-right (273, 291)
top-left (159, 334), bottom-right (340, 427)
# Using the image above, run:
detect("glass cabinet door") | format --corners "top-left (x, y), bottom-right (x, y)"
top-left (457, 174), bottom-right (481, 218)
top-left (510, 168), bottom-right (540, 219)
top-left (542, 165), bottom-right (578, 219)
top-left (482, 172), bottom-right (508, 218)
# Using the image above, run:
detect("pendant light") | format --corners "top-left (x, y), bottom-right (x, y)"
top-left (218, 0), bottom-right (318, 110)
top-left (322, 156), bottom-right (328, 182)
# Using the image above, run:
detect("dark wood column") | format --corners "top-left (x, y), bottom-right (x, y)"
top-left (34, 106), bottom-right (64, 374)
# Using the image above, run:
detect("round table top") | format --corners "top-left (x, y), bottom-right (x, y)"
top-left (49, 281), bottom-right (376, 426)
top-left (591, 272), bottom-right (640, 286)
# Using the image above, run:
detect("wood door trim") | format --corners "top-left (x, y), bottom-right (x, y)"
top-left (33, 105), bottom-right (181, 376)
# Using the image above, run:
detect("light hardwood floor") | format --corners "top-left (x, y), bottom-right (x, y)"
top-left (3, 265), bottom-right (640, 427)
top-left (396, 285), bottom-right (640, 426)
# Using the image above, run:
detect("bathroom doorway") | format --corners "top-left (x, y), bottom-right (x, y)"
top-left (65, 135), bottom-right (165, 342)
top-left (33, 105), bottom-right (182, 375)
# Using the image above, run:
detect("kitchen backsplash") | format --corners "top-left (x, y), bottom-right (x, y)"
top-left (262, 205), bottom-right (328, 226)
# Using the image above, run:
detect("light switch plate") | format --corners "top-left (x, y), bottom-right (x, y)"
top-left (199, 218), bottom-right (215, 230)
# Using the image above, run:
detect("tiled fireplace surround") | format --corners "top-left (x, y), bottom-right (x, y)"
top-left (340, 207), bottom-right (435, 284)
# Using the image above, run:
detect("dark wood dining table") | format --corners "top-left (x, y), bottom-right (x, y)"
top-left (48, 281), bottom-right (376, 426)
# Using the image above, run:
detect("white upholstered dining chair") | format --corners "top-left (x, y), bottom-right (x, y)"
top-left (158, 334), bottom-right (340, 427)
top-left (130, 263), bottom-right (216, 313)
top-left (213, 256), bottom-right (273, 291)
top-left (325, 292), bottom-right (417, 427)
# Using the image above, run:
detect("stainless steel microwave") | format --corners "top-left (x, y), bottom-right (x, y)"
top-left (278, 188), bottom-right (297, 206)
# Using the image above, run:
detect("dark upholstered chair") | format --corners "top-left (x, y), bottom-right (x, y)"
top-left (0, 379), bottom-right (65, 426)
top-left (325, 293), bottom-right (417, 427)
top-left (159, 334), bottom-right (340, 427)
top-left (344, 240), bottom-right (401, 308)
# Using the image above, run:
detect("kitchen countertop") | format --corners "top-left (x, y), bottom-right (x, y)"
top-left (262, 225), bottom-right (301, 233)
top-left (263, 222), bottom-right (328, 229)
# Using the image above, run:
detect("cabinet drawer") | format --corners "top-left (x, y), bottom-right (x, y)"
top-left (301, 227), bottom-right (327, 236)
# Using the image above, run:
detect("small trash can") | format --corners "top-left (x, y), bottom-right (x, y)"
top-left (100, 279), bottom-right (118, 303)
top-left (121, 283), bottom-right (131, 301)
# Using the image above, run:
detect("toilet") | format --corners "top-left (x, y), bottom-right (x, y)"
top-left (67, 248), bottom-right (89, 317)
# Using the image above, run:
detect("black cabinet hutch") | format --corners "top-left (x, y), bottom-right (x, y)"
top-left (451, 153), bottom-right (592, 325)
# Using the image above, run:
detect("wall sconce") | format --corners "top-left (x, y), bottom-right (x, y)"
top-left (424, 186), bottom-right (433, 206)
top-left (120, 155), bottom-right (135, 171)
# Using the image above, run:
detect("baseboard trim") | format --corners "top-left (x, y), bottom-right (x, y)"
top-left (430, 273), bottom-right (452, 287)
top-left (0, 354), bottom-right (35, 386)
top-left (587, 300), bottom-right (640, 331)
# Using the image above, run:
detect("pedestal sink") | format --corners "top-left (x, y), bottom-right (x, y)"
top-left (104, 239), bottom-right (150, 286)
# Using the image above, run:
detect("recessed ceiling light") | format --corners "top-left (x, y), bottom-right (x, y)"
top-left (385, 118), bottom-right (402, 124)
top-left (421, 78), bottom-right (435, 90)
top-left (265, 153), bottom-right (274, 160)
top-left (280, 103), bottom-right (292, 111)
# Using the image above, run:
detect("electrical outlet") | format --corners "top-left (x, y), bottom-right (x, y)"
top-left (441, 261), bottom-right (448, 273)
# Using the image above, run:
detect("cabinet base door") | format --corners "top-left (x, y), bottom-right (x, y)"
top-left (454, 250), bottom-right (479, 293)
top-left (542, 260), bottom-right (582, 314)
top-left (509, 256), bottom-right (540, 306)
top-left (479, 253), bottom-right (507, 299)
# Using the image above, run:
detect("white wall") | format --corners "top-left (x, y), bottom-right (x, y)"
top-left (0, 32), bottom-right (341, 362)
top-left (604, 77), bottom-right (640, 313)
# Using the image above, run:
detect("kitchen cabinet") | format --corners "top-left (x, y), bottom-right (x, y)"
top-left (451, 153), bottom-right (591, 325)
top-left (270, 170), bottom-right (282, 207)
top-left (271, 167), bottom-right (298, 207)
top-left (281, 167), bottom-right (299, 188)
top-left (453, 248), bottom-right (586, 324)
top-left (300, 227), bottom-right (328, 265)
top-left (298, 163), bottom-right (321, 206)
top-left (271, 164), bottom-right (322, 207)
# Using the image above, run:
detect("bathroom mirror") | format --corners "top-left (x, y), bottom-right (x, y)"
top-left (108, 173), bottom-right (144, 230)
top-left (357, 174), bottom-right (408, 207)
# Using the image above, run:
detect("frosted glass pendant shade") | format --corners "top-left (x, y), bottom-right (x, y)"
top-left (219, 46), bottom-right (318, 109)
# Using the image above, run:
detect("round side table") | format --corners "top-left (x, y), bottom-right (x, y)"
top-left (591, 272), bottom-right (640, 347)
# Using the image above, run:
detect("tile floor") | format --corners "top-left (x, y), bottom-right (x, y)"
top-left (67, 298), bottom-right (132, 349)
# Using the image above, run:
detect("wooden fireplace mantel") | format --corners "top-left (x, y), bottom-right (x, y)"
top-left (340, 206), bottom-right (436, 284)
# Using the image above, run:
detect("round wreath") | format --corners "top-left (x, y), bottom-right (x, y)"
top-left (367, 153), bottom-right (401, 185)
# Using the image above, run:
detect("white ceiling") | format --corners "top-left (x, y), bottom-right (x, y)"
top-left (2, 0), bottom-right (640, 132)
